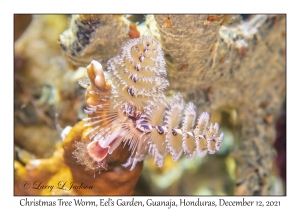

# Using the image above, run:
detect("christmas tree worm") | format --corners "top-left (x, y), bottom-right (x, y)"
top-left (73, 37), bottom-right (224, 172)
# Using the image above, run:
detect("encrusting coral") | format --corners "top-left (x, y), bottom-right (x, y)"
top-left (59, 15), bottom-right (130, 70)
top-left (148, 14), bottom-right (286, 195)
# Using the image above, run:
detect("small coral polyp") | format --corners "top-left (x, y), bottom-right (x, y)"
top-left (74, 37), bottom-right (224, 172)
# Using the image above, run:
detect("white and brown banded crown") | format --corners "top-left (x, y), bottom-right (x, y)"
top-left (107, 37), bottom-right (169, 112)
